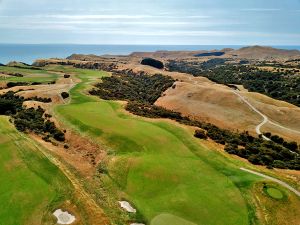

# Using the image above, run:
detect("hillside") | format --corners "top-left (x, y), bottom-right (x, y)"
top-left (129, 46), bottom-right (300, 60)
top-left (225, 46), bottom-right (300, 60)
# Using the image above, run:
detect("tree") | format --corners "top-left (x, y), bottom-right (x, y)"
top-left (283, 141), bottom-right (298, 152)
top-left (194, 129), bottom-right (207, 139)
top-left (61, 92), bottom-right (69, 99)
top-left (264, 132), bottom-right (272, 138)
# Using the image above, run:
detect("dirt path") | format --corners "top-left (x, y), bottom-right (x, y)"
top-left (232, 90), bottom-right (300, 139)
top-left (240, 167), bottom-right (300, 197)
top-left (268, 120), bottom-right (300, 134)
top-left (232, 90), bottom-right (270, 140)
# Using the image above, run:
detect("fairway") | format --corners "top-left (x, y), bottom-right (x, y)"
top-left (0, 116), bottom-right (74, 225)
top-left (54, 66), bottom-right (261, 225)
top-left (0, 66), bottom-right (58, 83)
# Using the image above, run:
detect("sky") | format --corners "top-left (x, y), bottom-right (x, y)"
top-left (0, 0), bottom-right (300, 45)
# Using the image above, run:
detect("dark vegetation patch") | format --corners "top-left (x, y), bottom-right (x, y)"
top-left (201, 58), bottom-right (228, 69)
top-left (141, 58), bottom-right (164, 69)
top-left (0, 91), bottom-right (65, 142)
top-left (167, 61), bottom-right (300, 106)
top-left (61, 92), bottom-right (70, 99)
top-left (239, 60), bottom-right (249, 65)
top-left (26, 96), bottom-right (52, 103)
top-left (90, 73), bottom-right (174, 104)
top-left (7, 82), bottom-right (30, 88)
top-left (194, 51), bottom-right (225, 57)
top-left (6, 81), bottom-right (55, 88)
top-left (91, 72), bottom-right (300, 170)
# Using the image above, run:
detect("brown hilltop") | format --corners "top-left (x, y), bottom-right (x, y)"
top-left (225, 45), bottom-right (300, 60)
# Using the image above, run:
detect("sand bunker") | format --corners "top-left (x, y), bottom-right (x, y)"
top-left (53, 209), bottom-right (76, 224)
top-left (131, 223), bottom-right (145, 225)
top-left (118, 201), bottom-right (136, 213)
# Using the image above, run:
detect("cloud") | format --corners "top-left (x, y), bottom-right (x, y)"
top-left (68, 29), bottom-right (268, 37)
top-left (44, 14), bottom-right (211, 20)
top-left (0, 13), bottom-right (244, 32)
top-left (241, 8), bottom-right (281, 12)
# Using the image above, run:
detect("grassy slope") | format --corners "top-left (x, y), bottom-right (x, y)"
top-left (0, 66), bottom-right (58, 83)
top-left (52, 66), bottom-right (262, 225)
top-left (0, 116), bottom-right (74, 225)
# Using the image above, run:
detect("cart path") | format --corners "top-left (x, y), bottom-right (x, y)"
top-left (240, 167), bottom-right (300, 197)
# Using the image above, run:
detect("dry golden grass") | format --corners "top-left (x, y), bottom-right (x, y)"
top-left (252, 182), bottom-right (300, 225)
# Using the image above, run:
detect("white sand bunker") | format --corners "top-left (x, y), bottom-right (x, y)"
top-left (118, 201), bottom-right (136, 213)
top-left (130, 223), bottom-right (145, 225)
top-left (53, 209), bottom-right (76, 224)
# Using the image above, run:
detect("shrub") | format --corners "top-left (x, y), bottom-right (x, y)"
top-left (7, 82), bottom-right (29, 88)
top-left (53, 130), bottom-right (65, 141)
top-left (194, 129), bottom-right (207, 139)
top-left (61, 92), bottom-right (69, 99)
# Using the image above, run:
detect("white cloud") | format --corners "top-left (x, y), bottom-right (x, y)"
top-left (35, 14), bottom-right (211, 20)
top-left (241, 8), bottom-right (281, 12)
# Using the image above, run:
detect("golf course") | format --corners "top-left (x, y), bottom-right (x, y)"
top-left (0, 64), bottom-right (299, 225)
top-left (52, 65), bottom-right (263, 225)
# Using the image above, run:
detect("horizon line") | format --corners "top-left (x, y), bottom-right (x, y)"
top-left (1, 43), bottom-right (300, 46)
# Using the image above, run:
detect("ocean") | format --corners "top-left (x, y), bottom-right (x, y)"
top-left (0, 44), bottom-right (300, 65)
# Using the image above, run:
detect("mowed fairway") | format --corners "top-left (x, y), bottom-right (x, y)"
top-left (54, 66), bottom-right (261, 225)
top-left (0, 66), bottom-right (58, 83)
top-left (0, 117), bottom-right (74, 225)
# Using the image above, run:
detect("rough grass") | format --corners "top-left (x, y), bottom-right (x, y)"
top-left (54, 66), bottom-right (263, 225)
top-left (253, 182), bottom-right (300, 225)
top-left (0, 116), bottom-right (74, 225)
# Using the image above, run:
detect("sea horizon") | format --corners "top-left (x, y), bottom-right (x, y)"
top-left (1, 43), bottom-right (300, 65)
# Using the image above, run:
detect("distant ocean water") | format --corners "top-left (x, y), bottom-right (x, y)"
top-left (0, 44), bottom-right (300, 65)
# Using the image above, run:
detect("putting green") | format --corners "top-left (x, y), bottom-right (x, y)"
top-left (53, 66), bottom-right (261, 225)
top-left (266, 187), bottom-right (284, 200)
top-left (0, 116), bottom-right (74, 225)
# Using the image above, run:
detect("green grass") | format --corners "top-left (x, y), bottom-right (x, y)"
top-left (52, 66), bottom-right (262, 225)
top-left (0, 116), bottom-right (74, 225)
top-left (264, 186), bottom-right (284, 200)
top-left (267, 188), bottom-right (283, 199)
top-left (0, 66), bottom-right (58, 83)
top-left (151, 213), bottom-right (197, 225)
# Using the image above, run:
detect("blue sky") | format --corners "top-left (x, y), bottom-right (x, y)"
top-left (0, 0), bottom-right (299, 45)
